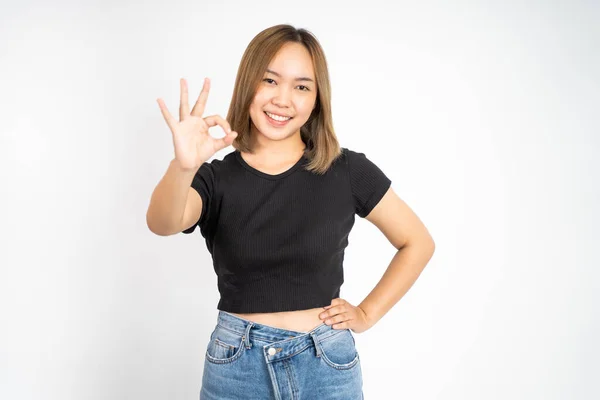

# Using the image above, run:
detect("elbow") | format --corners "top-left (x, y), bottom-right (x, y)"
top-left (424, 237), bottom-right (436, 263)
top-left (423, 234), bottom-right (436, 256)
top-left (146, 212), bottom-right (161, 235)
top-left (428, 236), bottom-right (436, 254)
top-left (146, 210), bottom-right (176, 236)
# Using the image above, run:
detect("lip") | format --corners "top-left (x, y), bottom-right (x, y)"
top-left (264, 111), bottom-right (292, 127)
top-left (265, 110), bottom-right (293, 118)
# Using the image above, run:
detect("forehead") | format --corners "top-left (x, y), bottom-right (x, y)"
top-left (267, 42), bottom-right (315, 78)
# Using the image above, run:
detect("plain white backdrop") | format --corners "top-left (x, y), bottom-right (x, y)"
top-left (1, 0), bottom-right (598, 399)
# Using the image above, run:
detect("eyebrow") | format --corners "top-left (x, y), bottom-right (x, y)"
top-left (265, 69), bottom-right (314, 83)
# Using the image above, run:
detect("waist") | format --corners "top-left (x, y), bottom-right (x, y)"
top-left (227, 307), bottom-right (325, 333)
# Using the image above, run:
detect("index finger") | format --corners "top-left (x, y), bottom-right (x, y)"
top-left (203, 114), bottom-right (232, 134)
top-left (157, 98), bottom-right (176, 131)
top-left (191, 77), bottom-right (210, 117)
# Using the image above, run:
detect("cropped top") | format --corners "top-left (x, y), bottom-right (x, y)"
top-left (182, 147), bottom-right (392, 313)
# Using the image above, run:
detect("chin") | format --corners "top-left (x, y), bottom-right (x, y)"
top-left (253, 121), bottom-right (303, 141)
top-left (258, 128), bottom-right (297, 141)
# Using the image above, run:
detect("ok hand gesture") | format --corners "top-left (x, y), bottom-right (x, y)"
top-left (157, 78), bottom-right (238, 171)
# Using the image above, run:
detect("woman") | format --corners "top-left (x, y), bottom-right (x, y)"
top-left (147, 24), bottom-right (435, 400)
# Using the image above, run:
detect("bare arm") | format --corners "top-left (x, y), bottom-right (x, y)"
top-left (358, 187), bottom-right (435, 326)
top-left (148, 77), bottom-right (236, 236)
top-left (146, 158), bottom-right (203, 236)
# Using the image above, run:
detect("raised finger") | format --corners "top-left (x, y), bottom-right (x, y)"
top-left (191, 77), bottom-right (210, 117)
top-left (156, 98), bottom-right (176, 131)
top-left (203, 114), bottom-right (232, 134)
top-left (179, 78), bottom-right (190, 121)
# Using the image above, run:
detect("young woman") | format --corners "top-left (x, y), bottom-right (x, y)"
top-left (148, 24), bottom-right (435, 400)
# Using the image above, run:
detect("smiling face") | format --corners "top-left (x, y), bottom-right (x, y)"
top-left (248, 42), bottom-right (318, 145)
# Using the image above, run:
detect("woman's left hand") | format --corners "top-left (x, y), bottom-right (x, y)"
top-left (318, 298), bottom-right (373, 334)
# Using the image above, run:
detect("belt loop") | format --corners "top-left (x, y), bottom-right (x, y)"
top-left (243, 322), bottom-right (254, 349)
top-left (310, 332), bottom-right (321, 358)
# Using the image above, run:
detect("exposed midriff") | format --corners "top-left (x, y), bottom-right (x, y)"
top-left (228, 307), bottom-right (325, 333)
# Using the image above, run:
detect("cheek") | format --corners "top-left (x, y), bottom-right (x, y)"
top-left (252, 90), bottom-right (270, 106)
top-left (297, 97), bottom-right (316, 116)
top-left (249, 98), bottom-right (266, 119)
top-left (249, 103), bottom-right (260, 117)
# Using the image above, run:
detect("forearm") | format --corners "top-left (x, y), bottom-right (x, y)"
top-left (146, 158), bottom-right (198, 235)
top-left (358, 240), bottom-right (435, 327)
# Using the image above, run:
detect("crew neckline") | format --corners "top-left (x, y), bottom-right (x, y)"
top-left (235, 150), bottom-right (306, 180)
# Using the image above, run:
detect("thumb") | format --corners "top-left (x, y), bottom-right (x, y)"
top-left (213, 131), bottom-right (237, 151)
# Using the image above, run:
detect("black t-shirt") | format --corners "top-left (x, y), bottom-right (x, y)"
top-left (183, 147), bottom-right (391, 313)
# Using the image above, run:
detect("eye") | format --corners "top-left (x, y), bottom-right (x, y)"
top-left (297, 85), bottom-right (310, 91)
top-left (263, 78), bottom-right (276, 84)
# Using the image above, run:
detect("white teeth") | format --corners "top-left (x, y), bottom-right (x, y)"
top-left (265, 111), bottom-right (291, 122)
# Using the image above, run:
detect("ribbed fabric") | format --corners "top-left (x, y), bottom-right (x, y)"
top-left (182, 147), bottom-right (391, 313)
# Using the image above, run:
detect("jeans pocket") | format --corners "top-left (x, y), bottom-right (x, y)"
top-left (205, 325), bottom-right (245, 364)
top-left (317, 329), bottom-right (360, 370)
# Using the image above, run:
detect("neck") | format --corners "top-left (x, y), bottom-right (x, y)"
top-left (248, 131), bottom-right (306, 160)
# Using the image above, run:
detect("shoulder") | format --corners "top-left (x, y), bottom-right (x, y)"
top-left (342, 146), bottom-right (391, 185)
top-left (340, 147), bottom-right (383, 169)
top-left (335, 147), bottom-right (359, 164)
top-left (198, 150), bottom-right (237, 173)
top-left (340, 147), bottom-right (376, 160)
top-left (331, 147), bottom-right (381, 175)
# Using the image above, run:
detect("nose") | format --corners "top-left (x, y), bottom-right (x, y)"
top-left (272, 85), bottom-right (292, 108)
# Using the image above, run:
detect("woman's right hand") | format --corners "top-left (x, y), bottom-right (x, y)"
top-left (157, 78), bottom-right (238, 171)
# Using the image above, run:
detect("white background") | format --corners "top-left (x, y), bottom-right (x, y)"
top-left (1, 0), bottom-right (598, 399)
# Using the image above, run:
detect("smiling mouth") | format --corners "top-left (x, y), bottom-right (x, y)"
top-left (264, 111), bottom-right (293, 122)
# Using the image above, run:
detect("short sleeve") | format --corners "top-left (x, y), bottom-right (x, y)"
top-left (181, 161), bottom-right (216, 234)
top-left (345, 148), bottom-right (392, 218)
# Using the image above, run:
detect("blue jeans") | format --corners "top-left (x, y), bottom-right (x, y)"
top-left (200, 310), bottom-right (364, 399)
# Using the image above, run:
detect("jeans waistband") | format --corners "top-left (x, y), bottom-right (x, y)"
top-left (217, 310), bottom-right (341, 356)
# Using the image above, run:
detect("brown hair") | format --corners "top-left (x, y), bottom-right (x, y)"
top-left (226, 24), bottom-right (341, 175)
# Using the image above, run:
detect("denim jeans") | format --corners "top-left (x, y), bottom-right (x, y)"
top-left (200, 310), bottom-right (364, 399)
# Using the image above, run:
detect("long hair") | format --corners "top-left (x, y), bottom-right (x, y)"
top-left (226, 24), bottom-right (341, 175)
